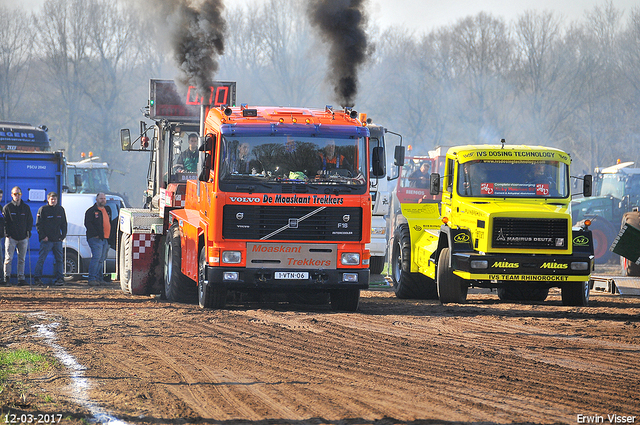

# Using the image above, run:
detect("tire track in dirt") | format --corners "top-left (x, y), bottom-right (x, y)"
top-left (216, 308), bottom-right (638, 421)
top-left (179, 311), bottom-right (580, 423)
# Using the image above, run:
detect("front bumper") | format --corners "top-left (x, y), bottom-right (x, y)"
top-left (452, 252), bottom-right (594, 283)
top-left (207, 267), bottom-right (369, 291)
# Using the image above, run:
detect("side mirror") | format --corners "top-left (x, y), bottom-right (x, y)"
top-left (394, 145), bottom-right (405, 167)
top-left (74, 174), bottom-right (82, 188)
top-left (120, 129), bottom-right (131, 151)
top-left (583, 174), bottom-right (592, 197)
top-left (371, 146), bottom-right (385, 178)
top-left (430, 173), bottom-right (440, 195)
top-left (199, 134), bottom-right (215, 152)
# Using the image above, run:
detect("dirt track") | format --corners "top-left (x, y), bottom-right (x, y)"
top-left (1, 277), bottom-right (639, 425)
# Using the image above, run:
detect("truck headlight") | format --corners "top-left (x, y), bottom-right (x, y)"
top-left (570, 261), bottom-right (589, 271)
top-left (341, 253), bottom-right (360, 265)
top-left (222, 251), bottom-right (241, 264)
top-left (470, 260), bottom-right (488, 269)
top-left (371, 227), bottom-right (386, 235)
top-left (342, 273), bottom-right (358, 282)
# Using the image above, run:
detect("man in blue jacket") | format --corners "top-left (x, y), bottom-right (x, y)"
top-left (34, 192), bottom-right (67, 286)
top-left (84, 193), bottom-right (111, 286)
top-left (3, 186), bottom-right (33, 286)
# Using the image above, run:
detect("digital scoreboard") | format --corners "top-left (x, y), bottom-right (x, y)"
top-left (149, 79), bottom-right (237, 121)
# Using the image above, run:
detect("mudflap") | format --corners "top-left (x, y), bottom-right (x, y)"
top-left (130, 233), bottom-right (164, 295)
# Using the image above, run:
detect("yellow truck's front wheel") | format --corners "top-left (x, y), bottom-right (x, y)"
top-left (391, 225), bottom-right (438, 299)
top-left (437, 248), bottom-right (468, 304)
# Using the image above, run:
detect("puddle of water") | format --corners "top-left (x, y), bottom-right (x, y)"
top-left (32, 318), bottom-right (130, 425)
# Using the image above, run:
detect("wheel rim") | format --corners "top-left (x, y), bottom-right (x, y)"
top-left (66, 257), bottom-right (78, 274)
top-left (393, 240), bottom-right (402, 283)
top-left (198, 251), bottom-right (206, 303)
top-left (583, 282), bottom-right (590, 303)
top-left (165, 242), bottom-right (172, 293)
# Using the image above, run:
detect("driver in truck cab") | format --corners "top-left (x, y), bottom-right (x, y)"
top-left (174, 133), bottom-right (199, 172)
top-left (317, 139), bottom-right (351, 175)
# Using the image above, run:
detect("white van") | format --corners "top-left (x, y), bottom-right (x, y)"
top-left (61, 193), bottom-right (126, 279)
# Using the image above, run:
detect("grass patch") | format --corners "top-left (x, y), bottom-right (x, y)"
top-left (0, 349), bottom-right (50, 388)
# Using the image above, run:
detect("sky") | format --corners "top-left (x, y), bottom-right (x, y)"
top-left (7, 0), bottom-right (638, 33)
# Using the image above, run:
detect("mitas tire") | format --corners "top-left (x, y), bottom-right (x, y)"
top-left (391, 225), bottom-right (438, 299)
top-left (330, 289), bottom-right (360, 312)
top-left (164, 222), bottom-right (197, 303)
top-left (497, 283), bottom-right (549, 302)
top-left (620, 212), bottom-right (640, 277)
top-left (198, 247), bottom-right (226, 309)
top-left (561, 281), bottom-right (590, 306)
top-left (437, 248), bottom-right (468, 304)
top-left (369, 256), bottom-right (385, 275)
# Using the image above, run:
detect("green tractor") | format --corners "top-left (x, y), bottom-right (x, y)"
top-left (571, 162), bottom-right (640, 264)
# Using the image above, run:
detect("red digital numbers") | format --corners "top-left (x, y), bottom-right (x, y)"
top-left (186, 85), bottom-right (230, 106)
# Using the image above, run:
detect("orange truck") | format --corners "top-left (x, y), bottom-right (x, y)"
top-left (119, 80), bottom-right (380, 311)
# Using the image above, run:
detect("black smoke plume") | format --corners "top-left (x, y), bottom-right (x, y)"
top-left (148, 0), bottom-right (226, 97)
top-left (308, 0), bottom-right (371, 107)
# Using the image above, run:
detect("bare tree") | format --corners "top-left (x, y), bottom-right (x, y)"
top-left (33, 0), bottom-right (91, 154)
top-left (0, 6), bottom-right (34, 120)
top-left (450, 13), bottom-right (516, 143)
top-left (567, 2), bottom-right (625, 170)
top-left (513, 11), bottom-right (584, 145)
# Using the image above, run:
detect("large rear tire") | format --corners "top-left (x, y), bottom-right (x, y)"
top-left (561, 281), bottom-right (590, 306)
top-left (330, 289), bottom-right (360, 312)
top-left (590, 217), bottom-right (616, 264)
top-left (391, 225), bottom-right (438, 299)
top-left (497, 283), bottom-right (549, 302)
top-left (164, 222), bottom-right (197, 303)
top-left (370, 256), bottom-right (385, 275)
top-left (119, 233), bottom-right (132, 294)
top-left (437, 248), bottom-right (468, 304)
top-left (620, 212), bottom-right (640, 276)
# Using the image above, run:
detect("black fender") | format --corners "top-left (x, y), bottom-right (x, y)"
top-left (435, 226), bottom-right (474, 267)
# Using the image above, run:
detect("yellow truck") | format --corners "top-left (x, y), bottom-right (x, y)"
top-left (392, 142), bottom-right (595, 305)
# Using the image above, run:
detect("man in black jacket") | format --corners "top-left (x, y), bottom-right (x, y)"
top-left (84, 192), bottom-right (112, 286)
top-left (3, 186), bottom-right (33, 286)
top-left (0, 189), bottom-right (4, 285)
top-left (34, 192), bottom-right (67, 286)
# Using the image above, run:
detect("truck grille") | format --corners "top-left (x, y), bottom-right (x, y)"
top-left (223, 205), bottom-right (362, 241)
top-left (492, 217), bottom-right (568, 249)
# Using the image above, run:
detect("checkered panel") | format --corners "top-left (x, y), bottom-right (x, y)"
top-left (132, 233), bottom-right (156, 260)
top-left (174, 194), bottom-right (186, 208)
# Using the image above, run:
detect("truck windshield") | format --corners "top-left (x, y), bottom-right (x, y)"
top-left (219, 135), bottom-right (367, 192)
top-left (67, 166), bottom-right (110, 193)
top-left (596, 174), bottom-right (626, 198)
top-left (168, 126), bottom-right (200, 184)
top-left (457, 160), bottom-right (569, 198)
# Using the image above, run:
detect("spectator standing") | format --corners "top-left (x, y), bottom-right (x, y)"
top-left (3, 186), bottom-right (33, 286)
top-left (34, 192), bottom-right (67, 286)
top-left (84, 192), bottom-right (112, 287)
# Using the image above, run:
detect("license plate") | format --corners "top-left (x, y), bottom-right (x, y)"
top-left (275, 271), bottom-right (309, 280)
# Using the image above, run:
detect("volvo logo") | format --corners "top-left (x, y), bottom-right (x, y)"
top-left (289, 218), bottom-right (299, 228)
top-left (236, 212), bottom-right (244, 220)
top-left (343, 215), bottom-right (350, 222)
